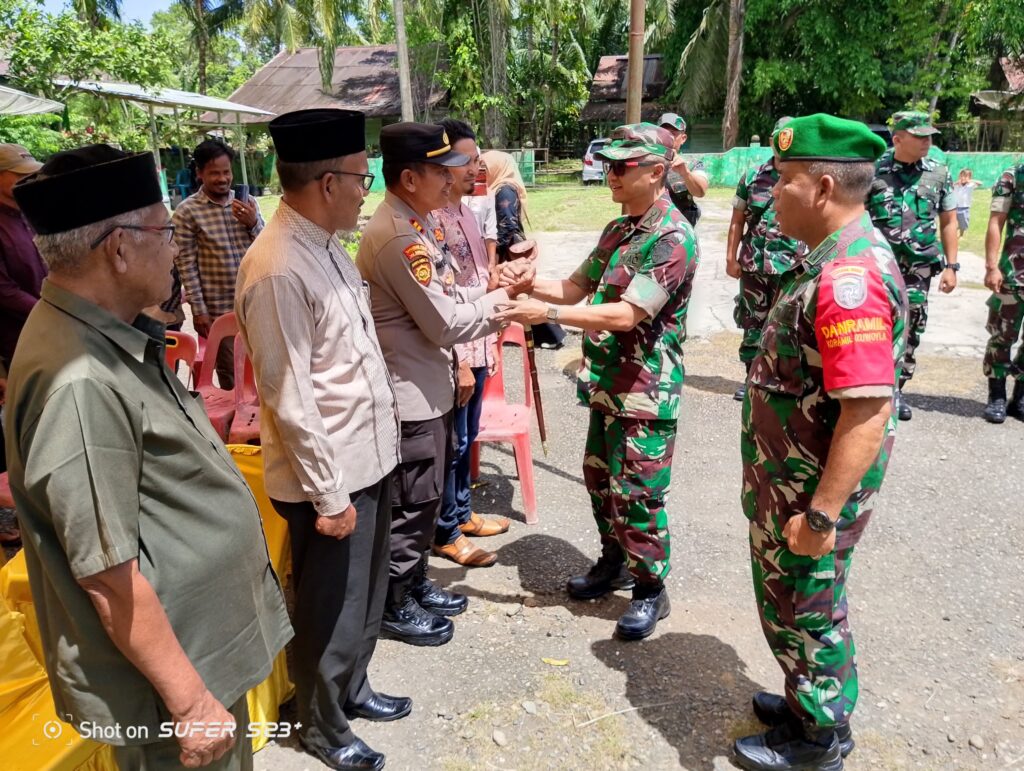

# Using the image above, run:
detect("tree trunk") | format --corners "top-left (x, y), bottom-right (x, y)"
top-left (626, 0), bottom-right (645, 124)
top-left (393, 0), bottom-right (415, 120)
top-left (722, 0), bottom-right (745, 150)
top-left (541, 23), bottom-right (560, 149)
top-left (196, 0), bottom-right (209, 94)
top-left (486, 2), bottom-right (508, 147)
top-left (929, 22), bottom-right (963, 114)
top-left (913, 0), bottom-right (952, 102)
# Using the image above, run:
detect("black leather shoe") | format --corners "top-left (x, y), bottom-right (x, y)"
top-left (615, 584), bottom-right (670, 640)
top-left (299, 735), bottom-right (385, 771)
top-left (752, 692), bottom-right (855, 757)
top-left (411, 575), bottom-right (468, 617)
top-left (567, 543), bottom-right (635, 600)
top-left (734, 722), bottom-right (843, 771)
top-left (896, 390), bottom-right (912, 421)
top-left (984, 377), bottom-right (1007, 423)
top-left (380, 594), bottom-right (454, 646)
top-left (734, 384), bottom-right (747, 401)
top-left (344, 691), bottom-right (412, 722)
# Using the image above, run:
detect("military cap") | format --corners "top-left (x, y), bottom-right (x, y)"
top-left (771, 113), bottom-right (886, 163)
top-left (380, 122), bottom-right (468, 166)
top-left (13, 144), bottom-right (163, 235)
top-left (890, 110), bottom-right (940, 136)
top-left (269, 108), bottom-right (365, 162)
top-left (0, 143), bottom-right (42, 175)
top-left (595, 123), bottom-right (676, 162)
top-left (658, 112), bottom-right (687, 133)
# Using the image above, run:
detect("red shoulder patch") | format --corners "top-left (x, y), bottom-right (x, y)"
top-left (408, 255), bottom-right (433, 286)
top-left (403, 243), bottom-right (429, 262)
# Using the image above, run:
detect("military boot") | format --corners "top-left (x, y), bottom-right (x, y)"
top-left (896, 389), bottom-right (912, 421)
top-left (734, 720), bottom-right (843, 771)
top-left (983, 377), bottom-right (1007, 424)
top-left (615, 582), bottom-right (670, 640)
top-left (410, 553), bottom-right (467, 616)
top-left (751, 692), bottom-right (855, 757)
top-left (380, 585), bottom-right (455, 646)
top-left (1007, 378), bottom-right (1024, 420)
top-left (734, 361), bottom-right (751, 401)
top-left (566, 541), bottom-right (635, 600)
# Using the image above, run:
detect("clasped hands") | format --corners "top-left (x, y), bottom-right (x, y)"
top-left (492, 257), bottom-right (549, 325)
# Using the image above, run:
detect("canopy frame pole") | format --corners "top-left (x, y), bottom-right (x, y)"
top-left (236, 112), bottom-right (249, 187)
top-left (148, 103), bottom-right (160, 167)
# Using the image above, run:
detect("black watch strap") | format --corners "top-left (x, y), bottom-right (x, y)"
top-left (805, 508), bottom-right (836, 533)
top-left (944, 262), bottom-right (960, 272)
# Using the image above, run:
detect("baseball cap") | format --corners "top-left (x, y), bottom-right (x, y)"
top-left (0, 144), bottom-right (42, 175)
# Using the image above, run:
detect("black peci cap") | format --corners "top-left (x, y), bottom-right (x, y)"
top-left (380, 122), bottom-right (468, 166)
top-left (269, 108), bottom-right (366, 163)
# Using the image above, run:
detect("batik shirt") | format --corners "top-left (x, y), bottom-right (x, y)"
top-left (733, 158), bottom-right (806, 274)
top-left (990, 163), bottom-right (1024, 290)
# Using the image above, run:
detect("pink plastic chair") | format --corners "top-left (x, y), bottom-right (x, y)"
top-left (195, 313), bottom-right (237, 440)
top-left (164, 331), bottom-right (198, 387)
top-left (470, 322), bottom-right (538, 524)
top-left (227, 337), bottom-right (261, 445)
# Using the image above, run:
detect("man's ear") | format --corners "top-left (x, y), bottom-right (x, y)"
top-left (101, 227), bottom-right (129, 275)
top-left (400, 167), bottom-right (417, 194)
top-left (817, 173), bottom-right (836, 206)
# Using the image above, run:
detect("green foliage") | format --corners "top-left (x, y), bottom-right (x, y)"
top-left (433, 16), bottom-right (500, 131)
top-left (0, 114), bottom-right (66, 158)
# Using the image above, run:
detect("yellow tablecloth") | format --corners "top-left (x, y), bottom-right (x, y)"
top-left (0, 445), bottom-right (293, 769)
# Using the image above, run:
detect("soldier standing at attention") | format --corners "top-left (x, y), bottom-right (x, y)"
top-left (725, 117), bottom-right (806, 401)
top-left (980, 162), bottom-right (1024, 422)
top-left (495, 124), bottom-right (700, 641)
top-left (735, 114), bottom-right (907, 771)
top-left (867, 110), bottom-right (958, 420)
top-left (658, 113), bottom-right (709, 227)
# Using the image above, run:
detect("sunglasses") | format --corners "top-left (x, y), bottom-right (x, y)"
top-left (602, 160), bottom-right (660, 177)
top-left (316, 169), bottom-right (376, 191)
top-left (89, 224), bottom-right (176, 250)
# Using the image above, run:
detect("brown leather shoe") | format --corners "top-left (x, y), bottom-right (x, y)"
top-left (459, 512), bottom-right (510, 537)
top-left (432, 535), bottom-right (498, 567)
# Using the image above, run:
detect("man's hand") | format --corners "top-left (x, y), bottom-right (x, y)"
top-left (487, 342), bottom-right (499, 376)
top-left (939, 266), bottom-right (958, 293)
top-left (782, 513), bottom-right (836, 559)
top-left (171, 688), bottom-right (236, 768)
top-left (193, 314), bottom-right (213, 338)
top-left (315, 504), bottom-right (357, 540)
top-left (457, 361), bottom-right (475, 406)
top-left (499, 258), bottom-right (536, 290)
top-left (230, 198), bottom-right (259, 230)
top-left (493, 298), bottom-right (548, 326)
top-left (984, 266), bottom-right (1003, 293)
top-left (726, 257), bottom-right (742, 279)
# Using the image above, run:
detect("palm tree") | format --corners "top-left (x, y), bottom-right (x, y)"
top-left (73, 0), bottom-right (121, 29)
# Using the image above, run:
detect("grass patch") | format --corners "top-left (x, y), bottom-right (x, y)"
top-left (959, 188), bottom-right (991, 257)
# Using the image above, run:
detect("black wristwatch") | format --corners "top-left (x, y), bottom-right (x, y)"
top-left (944, 262), bottom-right (960, 272)
top-left (805, 508), bottom-right (836, 533)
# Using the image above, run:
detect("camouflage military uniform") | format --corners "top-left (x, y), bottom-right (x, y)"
top-left (984, 164), bottom-right (1024, 379)
top-left (867, 147), bottom-right (954, 384)
top-left (571, 194), bottom-right (700, 584)
top-left (742, 212), bottom-right (908, 728)
top-left (732, 158), bottom-right (807, 363)
top-left (665, 159), bottom-right (706, 227)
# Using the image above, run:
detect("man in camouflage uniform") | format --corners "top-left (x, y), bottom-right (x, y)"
top-left (981, 162), bottom-right (1024, 422)
top-left (726, 117), bottom-right (807, 401)
top-left (659, 113), bottom-right (708, 227)
top-left (867, 110), bottom-right (959, 421)
top-left (734, 114), bottom-right (908, 771)
top-left (494, 124), bottom-right (699, 641)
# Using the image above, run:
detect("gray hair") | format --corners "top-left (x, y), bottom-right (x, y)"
top-left (807, 161), bottom-right (876, 202)
top-left (34, 208), bottom-right (148, 275)
top-left (276, 157), bottom-right (341, 191)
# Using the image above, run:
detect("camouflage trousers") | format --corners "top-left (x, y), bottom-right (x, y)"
top-left (983, 290), bottom-right (1024, 379)
top-left (750, 522), bottom-right (858, 728)
top-left (900, 266), bottom-right (933, 386)
top-left (583, 410), bottom-right (677, 584)
top-left (734, 271), bottom-right (787, 364)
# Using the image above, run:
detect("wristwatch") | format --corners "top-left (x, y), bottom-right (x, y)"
top-left (944, 262), bottom-right (960, 272)
top-left (546, 305), bottom-right (560, 321)
top-left (805, 508), bottom-right (836, 533)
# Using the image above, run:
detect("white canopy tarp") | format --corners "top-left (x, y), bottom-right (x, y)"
top-left (52, 79), bottom-right (273, 117)
top-left (0, 84), bottom-right (64, 115)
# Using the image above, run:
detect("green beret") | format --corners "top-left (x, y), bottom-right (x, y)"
top-left (594, 123), bottom-right (676, 162)
top-left (771, 113), bottom-right (886, 163)
top-left (890, 110), bottom-right (940, 136)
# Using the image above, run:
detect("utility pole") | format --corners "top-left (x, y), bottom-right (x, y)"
top-left (393, 0), bottom-right (415, 121)
top-left (625, 0), bottom-right (646, 124)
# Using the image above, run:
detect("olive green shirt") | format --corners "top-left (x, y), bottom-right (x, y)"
top-left (3, 281), bottom-right (292, 745)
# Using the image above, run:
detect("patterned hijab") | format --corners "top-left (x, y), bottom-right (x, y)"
top-left (481, 150), bottom-right (528, 223)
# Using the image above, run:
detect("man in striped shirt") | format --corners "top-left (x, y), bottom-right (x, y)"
top-left (173, 139), bottom-right (263, 388)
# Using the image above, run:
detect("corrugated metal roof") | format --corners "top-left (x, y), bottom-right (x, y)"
top-left (587, 54), bottom-right (667, 103)
top-left (0, 84), bottom-right (63, 115)
top-left (201, 45), bottom-right (446, 124)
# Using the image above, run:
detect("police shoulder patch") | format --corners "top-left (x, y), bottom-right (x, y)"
top-left (409, 255), bottom-right (432, 286)
top-left (404, 243), bottom-right (430, 262)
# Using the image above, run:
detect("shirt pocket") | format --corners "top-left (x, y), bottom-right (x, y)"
top-left (751, 301), bottom-right (807, 397)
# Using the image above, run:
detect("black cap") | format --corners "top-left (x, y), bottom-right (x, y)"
top-left (13, 144), bottom-right (163, 235)
top-left (380, 122), bottom-right (469, 166)
top-left (269, 108), bottom-right (365, 163)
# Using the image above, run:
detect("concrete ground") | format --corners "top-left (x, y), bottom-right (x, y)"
top-left (256, 197), bottom-right (1022, 770)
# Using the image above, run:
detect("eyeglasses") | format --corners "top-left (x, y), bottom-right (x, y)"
top-left (316, 169), bottom-right (376, 191)
top-left (603, 160), bottom-right (659, 176)
top-left (89, 224), bottom-right (176, 250)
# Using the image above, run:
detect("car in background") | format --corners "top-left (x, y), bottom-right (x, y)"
top-left (582, 138), bottom-right (608, 184)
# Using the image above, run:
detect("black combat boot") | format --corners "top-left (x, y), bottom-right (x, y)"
top-left (896, 388), bottom-right (912, 421)
top-left (1007, 378), bottom-right (1024, 420)
top-left (410, 553), bottom-right (467, 616)
top-left (983, 377), bottom-right (1007, 423)
top-left (734, 720), bottom-right (843, 771)
top-left (614, 582), bottom-right (670, 640)
top-left (566, 541), bottom-right (635, 600)
top-left (752, 692), bottom-right (855, 757)
top-left (380, 585), bottom-right (454, 646)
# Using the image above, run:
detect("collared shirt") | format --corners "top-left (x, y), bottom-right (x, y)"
top-left (0, 203), bottom-right (47, 366)
top-left (434, 202), bottom-right (497, 369)
top-left (4, 281), bottom-right (292, 742)
top-left (990, 163), bottom-right (1024, 290)
top-left (867, 149), bottom-right (955, 273)
top-left (172, 188), bottom-right (264, 318)
top-left (357, 191), bottom-right (509, 422)
top-left (732, 158), bottom-right (806, 274)
top-left (570, 194), bottom-right (700, 420)
top-left (742, 212), bottom-right (908, 548)
top-left (235, 201), bottom-right (400, 514)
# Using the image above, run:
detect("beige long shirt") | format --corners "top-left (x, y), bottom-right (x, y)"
top-left (356, 191), bottom-right (508, 422)
top-left (235, 201), bottom-right (400, 514)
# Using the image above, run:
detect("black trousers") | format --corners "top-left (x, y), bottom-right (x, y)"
top-left (271, 473), bottom-right (392, 750)
top-left (389, 413), bottom-right (454, 605)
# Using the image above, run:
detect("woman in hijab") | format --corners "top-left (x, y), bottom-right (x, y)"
top-left (481, 150), bottom-right (565, 349)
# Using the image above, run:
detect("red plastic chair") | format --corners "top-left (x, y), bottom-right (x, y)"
top-left (164, 331), bottom-right (198, 387)
top-left (195, 313), bottom-right (238, 440)
top-left (470, 323), bottom-right (538, 524)
top-left (227, 337), bottom-right (261, 445)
